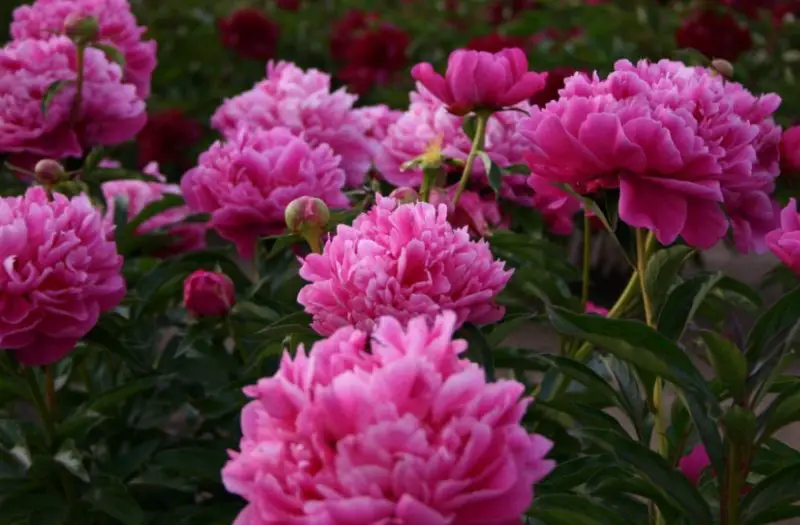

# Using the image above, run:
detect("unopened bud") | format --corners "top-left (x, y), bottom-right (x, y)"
top-left (285, 196), bottom-right (330, 234)
top-left (64, 14), bottom-right (99, 44)
top-left (389, 187), bottom-right (419, 204)
top-left (183, 270), bottom-right (235, 317)
top-left (34, 159), bottom-right (65, 185)
top-left (710, 59), bottom-right (734, 79)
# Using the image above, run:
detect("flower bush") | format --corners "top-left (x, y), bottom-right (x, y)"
top-left (1, 0), bottom-right (800, 525)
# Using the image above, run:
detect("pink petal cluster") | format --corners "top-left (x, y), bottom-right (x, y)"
top-left (678, 444), bottom-right (710, 486)
top-left (0, 36), bottom-right (146, 158)
top-left (428, 187), bottom-right (507, 238)
top-left (521, 59), bottom-right (781, 252)
top-left (183, 269), bottom-right (235, 317)
top-left (297, 195), bottom-right (512, 335)
top-left (0, 187), bottom-right (125, 366)
top-left (211, 61), bottom-right (373, 187)
top-left (223, 312), bottom-right (555, 525)
top-left (353, 104), bottom-right (403, 161)
top-left (375, 83), bottom-right (580, 234)
top-left (102, 162), bottom-right (206, 256)
top-left (766, 198), bottom-right (800, 275)
top-left (412, 48), bottom-right (548, 115)
top-left (11, 0), bottom-right (157, 98)
top-left (180, 127), bottom-right (349, 258)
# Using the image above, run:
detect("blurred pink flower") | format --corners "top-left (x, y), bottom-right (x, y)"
top-left (428, 186), bottom-right (507, 237)
top-left (0, 187), bottom-right (125, 366)
top-left (412, 48), bottom-right (547, 115)
top-left (183, 270), bottom-right (235, 317)
top-left (102, 162), bottom-right (206, 256)
top-left (181, 127), bottom-right (349, 258)
top-left (585, 301), bottom-right (609, 316)
top-left (11, 0), bottom-right (157, 98)
top-left (353, 104), bottom-right (403, 163)
top-left (297, 195), bottom-right (512, 335)
top-left (678, 444), bottom-right (710, 485)
top-left (767, 198), bottom-right (800, 274)
top-left (0, 36), bottom-right (146, 158)
top-left (780, 126), bottom-right (800, 174)
top-left (223, 312), bottom-right (555, 525)
top-left (211, 61), bottom-right (373, 187)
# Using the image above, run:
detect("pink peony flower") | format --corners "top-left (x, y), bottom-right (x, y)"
top-left (102, 162), bottom-right (206, 256)
top-left (11, 0), bottom-right (157, 98)
top-left (766, 198), bottom-right (800, 274)
top-left (411, 48), bottom-right (547, 116)
top-left (297, 195), bottom-right (512, 335)
top-left (585, 301), bottom-right (609, 316)
top-left (223, 312), bottom-right (555, 525)
top-left (678, 444), bottom-right (710, 486)
top-left (780, 125), bottom-right (800, 174)
top-left (0, 36), bottom-right (146, 158)
top-left (428, 187), bottom-right (507, 237)
top-left (181, 127), bottom-right (349, 258)
top-left (211, 61), bottom-right (373, 188)
top-left (0, 187), bottom-right (126, 366)
top-left (183, 270), bottom-right (235, 317)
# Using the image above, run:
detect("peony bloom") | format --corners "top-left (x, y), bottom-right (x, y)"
top-left (466, 33), bottom-right (526, 54)
top-left (488, 0), bottom-right (539, 26)
top-left (411, 48), bottom-right (547, 116)
top-left (766, 199), bottom-right (800, 274)
top-left (211, 61), bottom-right (373, 188)
top-left (102, 162), bottom-right (206, 256)
top-left (675, 9), bottom-right (752, 62)
top-left (136, 109), bottom-right (204, 168)
top-left (0, 187), bottom-right (125, 366)
top-left (530, 67), bottom-right (581, 107)
top-left (0, 36), bottom-right (146, 158)
top-left (429, 187), bottom-right (507, 237)
top-left (334, 23), bottom-right (409, 95)
top-left (781, 126), bottom-right (800, 174)
top-left (181, 127), bottom-right (349, 258)
top-left (11, 0), bottom-right (157, 98)
top-left (276, 0), bottom-right (300, 11)
top-left (678, 444), bottom-right (710, 485)
top-left (222, 312), bottom-right (555, 525)
top-left (217, 8), bottom-right (279, 62)
top-left (183, 270), bottom-right (235, 317)
top-left (353, 104), bottom-right (403, 162)
top-left (297, 195), bottom-right (512, 335)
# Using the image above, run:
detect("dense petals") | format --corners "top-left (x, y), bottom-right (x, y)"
top-left (767, 198), bottom-right (800, 274)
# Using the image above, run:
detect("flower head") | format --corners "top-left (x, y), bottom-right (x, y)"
top-left (183, 270), bottom-right (235, 317)
top-left (217, 8), bottom-right (279, 61)
top-left (678, 444), bottom-right (711, 486)
top-left (181, 127), bottom-right (349, 258)
top-left (137, 109), bottom-right (204, 168)
top-left (0, 187), bottom-right (125, 365)
top-left (11, 0), bottom-right (157, 97)
top-left (223, 312), bottom-right (555, 525)
top-left (675, 9), bottom-right (752, 62)
top-left (411, 48), bottom-right (547, 115)
top-left (211, 61), bottom-right (373, 187)
top-left (767, 198), bottom-right (800, 274)
top-left (297, 195), bottom-right (512, 335)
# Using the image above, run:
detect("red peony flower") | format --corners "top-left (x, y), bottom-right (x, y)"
top-left (530, 66), bottom-right (580, 107)
top-left (675, 9), bottom-right (752, 62)
top-left (488, 0), bottom-right (539, 26)
top-left (275, 0), bottom-right (300, 11)
top-left (217, 8), bottom-right (279, 62)
top-left (137, 109), bottom-right (203, 168)
top-left (467, 33), bottom-right (526, 53)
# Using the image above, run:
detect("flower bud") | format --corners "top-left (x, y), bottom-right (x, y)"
top-left (33, 159), bottom-right (65, 185)
top-left (710, 59), bottom-right (734, 79)
top-left (389, 187), bottom-right (419, 204)
top-left (284, 196), bottom-right (330, 234)
top-left (183, 270), bottom-right (235, 317)
top-left (64, 14), bottom-right (99, 44)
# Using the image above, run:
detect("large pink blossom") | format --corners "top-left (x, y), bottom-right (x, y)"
top-left (521, 59), bottom-right (781, 251)
top-left (766, 198), bottom-right (800, 275)
top-left (102, 162), bottom-right (206, 256)
top-left (0, 187), bottom-right (125, 366)
top-left (211, 61), bottom-right (373, 188)
top-left (223, 312), bottom-right (555, 525)
top-left (0, 36), bottom-right (146, 158)
top-left (181, 127), bottom-right (349, 258)
top-left (297, 195), bottom-right (512, 335)
top-left (11, 0), bottom-right (157, 98)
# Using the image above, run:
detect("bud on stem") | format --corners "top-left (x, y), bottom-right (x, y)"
top-left (285, 197), bottom-right (330, 254)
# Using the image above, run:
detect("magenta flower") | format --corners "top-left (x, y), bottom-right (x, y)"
top-left (411, 48), bottom-right (547, 115)
top-left (211, 61), bottom-right (373, 187)
top-left (0, 187), bottom-right (125, 366)
top-left (781, 126), bottom-right (800, 174)
top-left (183, 270), bottom-right (235, 317)
top-left (11, 0), bottom-right (157, 98)
top-left (585, 301), bottom-right (609, 316)
top-left (223, 312), bottom-right (555, 525)
top-left (102, 162), bottom-right (206, 256)
top-left (297, 195), bottom-right (512, 335)
top-left (678, 444), bottom-right (711, 486)
top-left (181, 127), bottom-right (349, 258)
top-left (353, 103), bottom-right (403, 162)
top-left (767, 198), bottom-right (800, 274)
top-left (0, 36), bottom-right (146, 158)
top-left (428, 186), bottom-right (507, 237)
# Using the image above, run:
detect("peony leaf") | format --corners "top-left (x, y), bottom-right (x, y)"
top-left (746, 285), bottom-right (800, 362)
top-left (92, 42), bottom-right (126, 67)
top-left (657, 272), bottom-right (723, 341)
top-left (643, 245), bottom-right (693, 316)
top-left (742, 463), bottom-right (800, 523)
top-left (757, 380), bottom-right (800, 442)
top-left (700, 330), bottom-right (747, 402)
top-left (529, 494), bottom-right (640, 525)
top-left (83, 480), bottom-right (143, 525)
top-left (478, 152), bottom-right (503, 195)
top-left (40, 79), bottom-right (74, 116)
top-left (126, 193), bottom-right (186, 232)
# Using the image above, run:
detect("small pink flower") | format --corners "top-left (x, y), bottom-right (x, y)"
top-left (297, 195), bottom-right (513, 335)
top-left (678, 444), bottom-right (711, 485)
top-left (767, 198), bottom-right (800, 274)
top-left (585, 301), bottom-right (609, 316)
top-left (181, 127), bottom-right (349, 258)
top-left (223, 312), bottom-right (555, 525)
top-left (0, 187), bottom-right (126, 366)
top-left (411, 48), bottom-right (547, 115)
top-left (183, 270), bottom-right (235, 317)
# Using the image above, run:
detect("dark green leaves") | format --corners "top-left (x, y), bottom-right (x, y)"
top-left (643, 245), bottom-right (693, 315)
top-left (92, 43), bottom-right (126, 66)
top-left (742, 463), bottom-right (800, 523)
top-left (478, 152), bottom-right (503, 195)
top-left (657, 272), bottom-right (722, 341)
top-left (84, 481), bottom-right (144, 525)
top-left (700, 331), bottom-right (746, 401)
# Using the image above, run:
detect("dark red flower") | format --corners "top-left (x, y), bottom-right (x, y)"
top-left (466, 33), bottom-right (525, 53)
top-left (530, 67), bottom-right (580, 107)
top-left (488, 0), bottom-right (538, 26)
top-left (330, 10), bottom-right (379, 61)
top-left (276, 0), bottom-right (300, 11)
top-left (217, 8), bottom-right (279, 61)
top-left (137, 109), bottom-right (203, 168)
top-left (675, 9), bottom-right (752, 62)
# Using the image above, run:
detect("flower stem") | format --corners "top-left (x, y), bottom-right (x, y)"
top-left (70, 44), bottom-right (86, 124)
top-left (581, 212), bottom-right (592, 309)
top-left (721, 442), bottom-right (742, 525)
top-left (636, 228), bottom-right (654, 326)
top-left (420, 168), bottom-right (435, 202)
top-left (453, 111), bottom-right (489, 206)
top-left (45, 365), bottom-right (57, 419)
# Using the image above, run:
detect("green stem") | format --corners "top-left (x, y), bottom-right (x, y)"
top-left (721, 442), bottom-right (742, 525)
top-left (453, 111), bottom-right (489, 206)
top-left (420, 168), bottom-right (435, 202)
top-left (581, 212), bottom-right (592, 309)
top-left (636, 228), bottom-right (654, 326)
top-left (45, 365), bottom-right (57, 420)
top-left (21, 367), bottom-right (55, 447)
top-left (70, 44), bottom-right (86, 124)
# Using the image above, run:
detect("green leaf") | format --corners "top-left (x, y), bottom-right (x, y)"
top-left (657, 272), bottom-right (723, 341)
top-left (153, 447), bottom-right (227, 482)
top-left (83, 480), bottom-right (144, 525)
top-left (746, 286), bottom-right (800, 361)
top-left (461, 114), bottom-right (476, 137)
top-left (125, 193), bottom-right (185, 232)
top-left (86, 168), bottom-right (162, 184)
top-left (643, 245), bottom-right (693, 315)
top-left (487, 314), bottom-right (537, 347)
top-left (461, 324), bottom-right (495, 381)
top-left (714, 276), bottom-right (762, 310)
top-left (758, 381), bottom-right (800, 441)
top-left (92, 42), bottom-right (126, 66)
top-left (478, 152), bottom-right (503, 195)
top-left (700, 330), bottom-right (747, 400)
top-left (529, 494), bottom-right (636, 525)
top-left (53, 440), bottom-right (89, 482)
top-left (742, 463), bottom-right (800, 523)
top-left (681, 394), bottom-right (724, 481)
top-left (41, 80), bottom-right (74, 116)
top-left (504, 163), bottom-right (530, 174)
